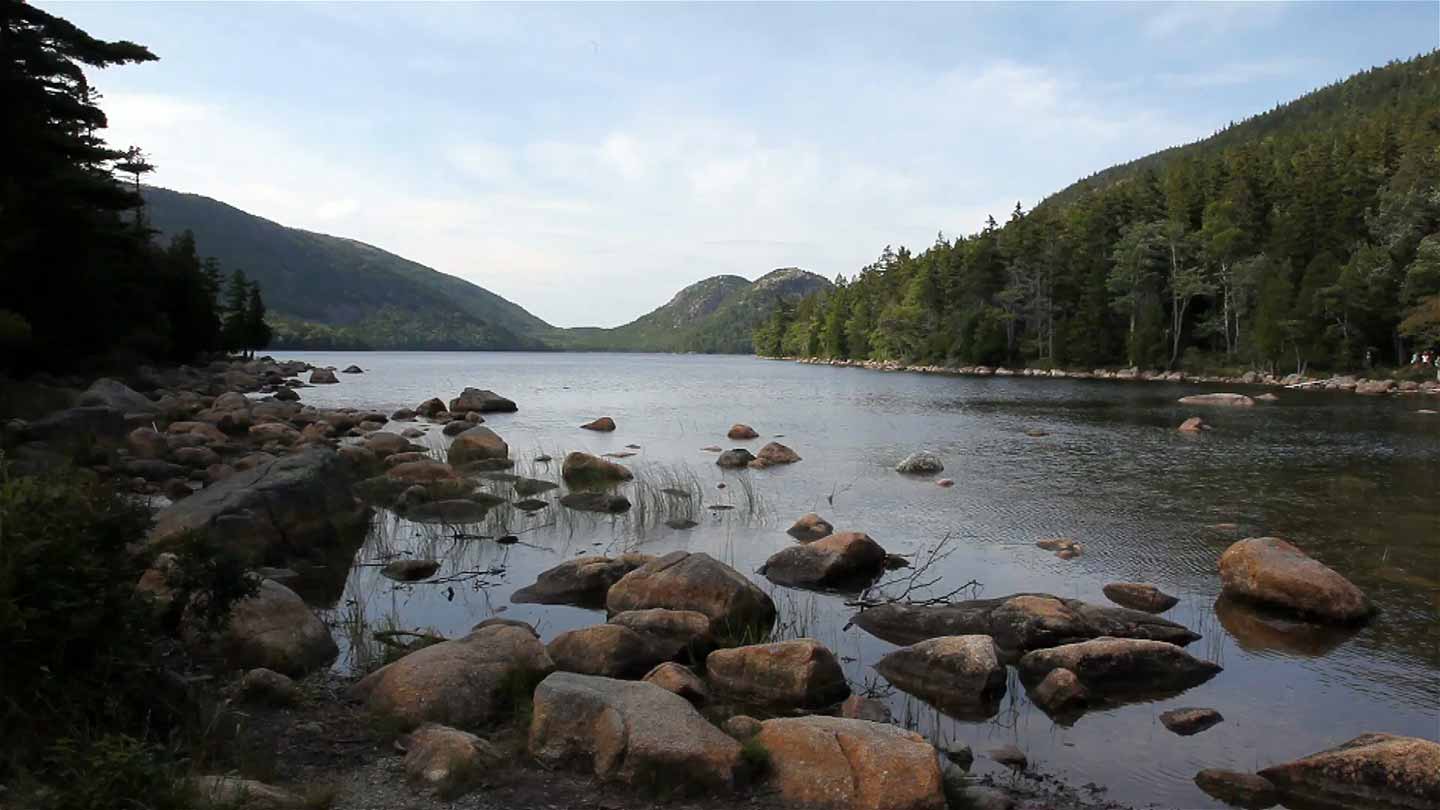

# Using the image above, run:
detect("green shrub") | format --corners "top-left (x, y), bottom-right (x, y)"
top-left (36, 735), bottom-right (195, 810)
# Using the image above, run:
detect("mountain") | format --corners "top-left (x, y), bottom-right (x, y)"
top-left (553, 268), bottom-right (833, 353)
top-left (762, 52), bottom-right (1440, 373)
top-left (142, 187), bottom-right (552, 349)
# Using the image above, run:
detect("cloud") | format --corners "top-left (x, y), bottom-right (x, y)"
top-left (1155, 57), bottom-right (1310, 89)
top-left (1140, 1), bottom-right (1289, 41)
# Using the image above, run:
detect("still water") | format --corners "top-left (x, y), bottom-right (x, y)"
top-left (281, 351), bottom-right (1438, 809)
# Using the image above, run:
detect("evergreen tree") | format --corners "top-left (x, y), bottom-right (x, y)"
top-left (221, 270), bottom-right (251, 353)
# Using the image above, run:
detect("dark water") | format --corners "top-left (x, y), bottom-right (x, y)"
top-left (281, 351), bottom-right (1439, 809)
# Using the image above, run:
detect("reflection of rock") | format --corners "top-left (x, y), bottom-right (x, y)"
top-left (1194, 770), bottom-right (1278, 809)
top-left (382, 559), bottom-right (441, 582)
top-left (851, 593), bottom-right (1200, 652)
top-left (1219, 537), bottom-right (1374, 623)
top-left (1214, 595), bottom-right (1359, 657)
top-left (559, 492), bottom-right (631, 514)
top-left (1258, 733), bottom-right (1440, 810)
top-left (874, 636), bottom-right (1006, 720)
top-left (405, 498), bottom-right (499, 524)
top-left (1177, 393), bottom-right (1254, 407)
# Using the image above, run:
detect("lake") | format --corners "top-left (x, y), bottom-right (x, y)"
top-left (277, 351), bottom-right (1439, 809)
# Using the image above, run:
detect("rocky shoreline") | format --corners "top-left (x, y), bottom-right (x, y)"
top-left (770, 355), bottom-right (1440, 398)
top-left (2, 356), bottom-right (1436, 810)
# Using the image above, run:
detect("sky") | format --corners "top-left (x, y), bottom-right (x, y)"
top-left (44, 1), bottom-right (1440, 328)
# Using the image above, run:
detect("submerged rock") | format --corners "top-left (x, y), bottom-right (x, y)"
top-left (350, 621), bottom-right (553, 729)
top-left (895, 451), bottom-right (944, 474)
top-left (405, 498), bottom-right (500, 524)
top-left (1177, 393), bottom-right (1255, 407)
top-left (756, 716), bottom-right (945, 810)
top-left (1193, 770), bottom-right (1278, 809)
top-left (1103, 582), bottom-right (1179, 613)
top-left (716, 448), bottom-right (756, 468)
top-left (1018, 637), bottom-right (1222, 695)
top-left (559, 491), bottom-right (631, 514)
top-left (874, 635), bottom-right (1005, 719)
top-left (528, 672), bottom-right (740, 793)
top-left (382, 559), bottom-right (441, 582)
top-left (761, 531), bottom-right (887, 589)
top-left (851, 593), bottom-right (1201, 652)
top-left (1218, 537), bottom-right (1374, 623)
top-left (1160, 707), bottom-right (1224, 736)
top-left (512, 477), bottom-right (558, 497)
top-left (580, 416), bottom-right (616, 431)
top-left (512, 554), bottom-right (654, 607)
top-left (606, 551), bottom-right (776, 635)
top-left (706, 639), bottom-right (849, 708)
top-left (1257, 733), bottom-right (1440, 810)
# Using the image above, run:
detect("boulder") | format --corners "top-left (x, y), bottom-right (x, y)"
top-left (765, 531), bottom-right (886, 588)
top-left (560, 451), bottom-right (633, 485)
top-left (387, 460), bottom-right (459, 483)
top-left (1257, 733), bottom-right (1440, 810)
top-left (80, 378), bottom-right (156, 414)
top-left (643, 662), bottom-right (709, 704)
top-left (787, 513), bottom-right (835, 542)
top-left (174, 446), bottom-right (221, 468)
top-left (874, 635), bottom-right (1006, 718)
top-left (716, 448), bottom-right (756, 468)
top-left (581, 416), bottom-right (616, 431)
top-left (342, 365), bottom-right (363, 374)
top-left (309, 368), bottom-right (339, 384)
top-left (1354, 379), bottom-right (1395, 395)
top-left (1194, 770), bottom-right (1279, 810)
top-left (722, 715), bottom-right (762, 741)
top-left (609, 608), bottom-right (713, 661)
top-left (727, 424), bottom-right (758, 439)
top-left (400, 723), bottom-right (499, 798)
top-left (126, 459), bottom-right (186, 482)
top-left (1018, 637), bottom-right (1222, 695)
top-left (546, 624), bottom-right (668, 679)
top-left (442, 419), bottom-right (471, 436)
top-left (382, 559), bottom-right (441, 582)
top-left (1029, 667), bottom-right (1088, 717)
top-left (1177, 393), bottom-right (1254, 407)
top-left (528, 672), bottom-right (740, 793)
top-left (350, 621), bottom-right (554, 730)
top-left (1159, 707), bottom-right (1223, 736)
top-left (706, 639), bottom-right (849, 708)
top-left (127, 426), bottom-right (169, 459)
top-left (191, 775), bottom-right (304, 809)
top-left (851, 593), bottom-right (1201, 652)
top-left (149, 447), bottom-right (366, 559)
top-left (415, 397), bottom-right (447, 418)
top-left (1219, 537), bottom-right (1374, 623)
top-left (755, 716), bottom-right (945, 810)
top-left (895, 452), bottom-right (943, 474)
top-left (512, 554), bottom-right (655, 607)
top-left (447, 426), bottom-right (509, 465)
top-left (559, 491), bottom-right (631, 514)
top-left (238, 667), bottom-right (302, 706)
top-left (204, 578), bottom-right (338, 676)
top-left (756, 441), bottom-right (801, 465)
top-left (449, 387), bottom-right (517, 414)
top-left (1177, 416), bottom-right (1207, 433)
top-left (363, 431), bottom-right (414, 458)
top-left (21, 405), bottom-right (127, 443)
top-left (1102, 582), bottom-right (1179, 614)
top-left (606, 551), bottom-right (777, 635)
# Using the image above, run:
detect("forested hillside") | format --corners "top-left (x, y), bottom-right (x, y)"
top-left (143, 188), bottom-right (551, 350)
top-left (757, 53), bottom-right (1440, 375)
top-left (555, 268), bottom-right (832, 353)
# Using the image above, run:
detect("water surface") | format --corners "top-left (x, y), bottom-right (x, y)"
top-left (283, 351), bottom-right (1439, 809)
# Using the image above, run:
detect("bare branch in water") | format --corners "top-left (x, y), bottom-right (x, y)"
top-left (845, 534), bottom-right (982, 610)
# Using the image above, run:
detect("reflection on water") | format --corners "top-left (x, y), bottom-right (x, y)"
top-left (276, 351), bottom-right (1438, 810)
